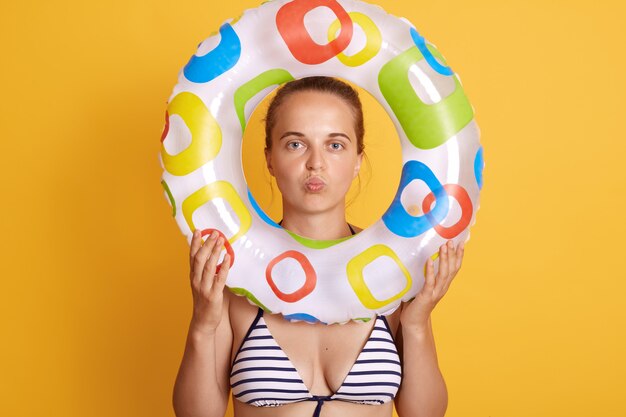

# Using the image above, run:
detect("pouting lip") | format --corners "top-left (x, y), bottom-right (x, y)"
top-left (304, 176), bottom-right (327, 186)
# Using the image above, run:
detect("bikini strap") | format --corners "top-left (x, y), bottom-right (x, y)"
top-left (379, 314), bottom-right (397, 344)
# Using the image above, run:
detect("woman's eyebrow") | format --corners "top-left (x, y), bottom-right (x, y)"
top-left (279, 131), bottom-right (304, 140)
top-left (279, 131), bottom-right (351, 141)
top-left (329, 132), bottom-right (351, 142)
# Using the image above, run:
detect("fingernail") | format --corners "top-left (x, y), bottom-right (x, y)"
top-left (210, 231), bottom-right (218, 239)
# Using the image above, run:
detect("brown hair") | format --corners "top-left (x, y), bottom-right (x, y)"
top-left (262, 76), bottom-right (370, 208)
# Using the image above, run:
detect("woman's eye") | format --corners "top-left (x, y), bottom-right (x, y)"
top-left (287, 141), bottom-right (302, 150)
top-left (330, 142), bottom-right (344, 150)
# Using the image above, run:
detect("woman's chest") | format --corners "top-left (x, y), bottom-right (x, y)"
top-left (267, 316), bottom-right (378, 392)
top-left (230, 298), bottom-right (402, 395)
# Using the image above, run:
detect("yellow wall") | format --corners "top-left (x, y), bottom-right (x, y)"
top-left (2, 0), bottom-right (625, 416)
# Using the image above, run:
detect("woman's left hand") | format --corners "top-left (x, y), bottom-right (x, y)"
top-left (400, 240), bottom-right (465, 330)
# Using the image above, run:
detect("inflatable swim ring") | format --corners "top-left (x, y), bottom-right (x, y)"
top-left (159, 0), bottom-right (484, 325)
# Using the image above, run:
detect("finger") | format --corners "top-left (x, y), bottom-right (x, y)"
top-left (441, 268), bottom-right (458, 294)
top-left (444, 241), bottom-right (456, 283)
top-left (193, 231), bottom-right (219, 285)
top-left (435, 243), bottom-right (449, 293)
top-left (189, 229), bottom-right (203, 270)
top-left (214, 253), bottom-right (231, 292)
top-left (441, 269), bottom-right (456, 294)
top-left (446, 240), bottom-right (456, 275)
top-left (423, 255), bottom-right (436, 294)
top-left (201, 236), bottom-right (225, 292)
top-left (193, 232), bottom-right (218, 286)
top-left (441, 243), bottom-right (463, 295)
top-left (455, 242), bottom-right (464, 271)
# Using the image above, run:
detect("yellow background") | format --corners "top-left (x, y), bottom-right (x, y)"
top-left (2, 0), bottom-right (625, 416)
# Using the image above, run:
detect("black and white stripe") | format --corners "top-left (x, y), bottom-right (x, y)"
top-left (230, 308), bottom-right (402, 407)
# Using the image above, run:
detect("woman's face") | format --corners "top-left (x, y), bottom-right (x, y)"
top-left (265, 90), bottom-right (363, 217)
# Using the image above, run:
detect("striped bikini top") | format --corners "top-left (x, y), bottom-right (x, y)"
top-left (230, 307), bottom-right (402, 417)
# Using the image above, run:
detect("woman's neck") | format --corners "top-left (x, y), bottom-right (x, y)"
top-left (279, 211), bottom-right (354, 240)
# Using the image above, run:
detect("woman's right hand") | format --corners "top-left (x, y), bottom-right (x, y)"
top-left (188, 229), bottom-right (231, 334)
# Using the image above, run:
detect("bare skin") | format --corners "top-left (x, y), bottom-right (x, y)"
top-left (173, 91), bottom-right (465, 417)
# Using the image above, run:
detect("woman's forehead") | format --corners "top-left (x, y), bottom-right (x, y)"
top-left (275, 93), bottom-right (354, 124)
top-left (281, 90), bottom-right (352, 110)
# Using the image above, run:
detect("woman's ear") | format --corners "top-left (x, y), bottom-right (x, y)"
top-left (265, 148), bottom-right (274, 177)
top-left (353, 152), bottom-right (363, 179)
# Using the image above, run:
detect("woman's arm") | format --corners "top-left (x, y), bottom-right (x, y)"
top-left (395, 240), bottom-right (464, 417)
top-left (394, 314), bottom-right (448, 417)
top-left (173, 287), bottom-right (233, 417)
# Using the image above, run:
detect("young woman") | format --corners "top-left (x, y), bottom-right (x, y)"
top-left (173, 77), bottom-right (465, 417)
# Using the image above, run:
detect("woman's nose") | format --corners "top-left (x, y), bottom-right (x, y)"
top-left (306, 147), bottom-right (325, 170)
